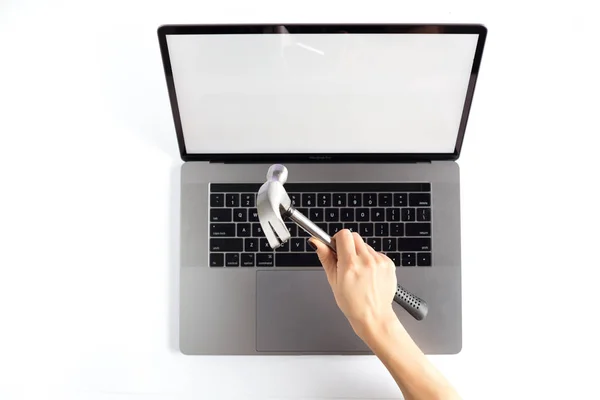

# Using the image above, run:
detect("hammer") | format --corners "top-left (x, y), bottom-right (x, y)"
top-left (257, 164), bottom-right (428, 321)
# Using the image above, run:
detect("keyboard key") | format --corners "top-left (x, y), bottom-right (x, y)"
top-left (330, 223), bottom-right (343, 235)
top-left (406, 223), bottom-right (431, 237)
top-left (260, 238), bottom-right (272, 252)
top-left (317, 193), bottom-right (331, 207)
top-left (298, 227), bottom-right (311, 237)
top-left (233, 208), bottom-right (247, 222)
top-left (417, 208), bottom-right (431, 221)
top-left (252, 223), bottom-right (264, 237)
top-left (348, 193), bottom-right (362, 206)
top-left (289, 193), bottom-right (301, 207)
top-left (371, 208), bottom-right (385, 221)
top-left (276, 253), bottom-right (320, 267)
top-left (285, 223), bottom-right (297, 237)
top-left (257, 253), bottom-right (274, 267)
top-left (248, 209), bottom-right (259, 222)
top-left (398, 238), bottom-right (431, 251)
top-left (410, 193), bottom-right (431, 206)
top-left (401, 208), bottom-right (415, 221)
top-left (225, 253), bottom-right (240, 267)
top-left (367, 237), bottom-right (382, 251)
top-left (276, 240), bottom-right (290, 252)
top-left (237, 223), bottom-right (251, 237)
top-left (210, 194), bottom-right (224, 207)
top-left (241, 193), bottom-right (255, 207)
top-left (226, 194), bottom-right (239, 207)
top-left (245, 238), bottom-right (258, 252)
top-left (363, 193), bottom-right (377, 207)
top-left (417, 252), bottom-right (432, 267)
top-left (402, 253), bottom-right (416, 267)
top-left (378, 193), bottom-right (392, 206)
top-left (383, 237), bottom-right (396, 251)
top-left (210, 223), bottom-right (235, 237)
top-left (375, 223), bottom-right (389, 237)
top-left (210, 253), bottom-right (224, 267)
top-left (386, 208), bottom-right (400, 221)
top-left (241, 253), bottom-right (255, 267)
top-left (325, 208), bottom-right (339, 221)
top-left (356, 208), bottom-right (369, 221)
top-left (344, 223), bottom-right (358, 233)
top-left (210, 238), bottom-right (243, 252)
top-left (210, 209), bottom-right (232, 222)
top-left (394, 193), bottom-right (408, 207)
top-left (387, 252), bottom-right (401, 267)
top-left (340, 208), bottom-right (354, 221)
top-left (359, 223), bottom-right (373, 237)
top-left (310, 208), bottom-right (324, 221)
top-left (391, 223), bottom-right (405, 236)
top-left (297, 208), bottom-right (309, 217)
top-left (333, 193), bottom-right (346, 207)
top-left (302, 193), bottom-right (315, 207)
top-left (291, 238), bottom-right (305, 252)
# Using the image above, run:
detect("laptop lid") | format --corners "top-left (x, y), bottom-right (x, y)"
top-left (158, 24), bottom-right (486, 163)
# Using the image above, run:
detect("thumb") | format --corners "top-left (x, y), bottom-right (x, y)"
top-left (308, 238), bottom-right (337, 284)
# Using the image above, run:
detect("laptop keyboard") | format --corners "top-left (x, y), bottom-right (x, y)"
top-left (209, 183), bottom-right (432, 268)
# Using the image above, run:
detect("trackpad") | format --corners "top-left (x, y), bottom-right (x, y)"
top-left (256, 270), bottom-right (368, 353)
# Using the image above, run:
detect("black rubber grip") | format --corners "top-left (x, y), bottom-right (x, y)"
top-left (394, 285), bottom-right (428, 321)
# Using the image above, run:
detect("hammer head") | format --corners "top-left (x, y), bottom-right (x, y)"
top-left (256, 164), bottom-right (292, 249)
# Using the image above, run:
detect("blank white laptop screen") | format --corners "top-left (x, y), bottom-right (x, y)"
top-left (165, 32), bottom-right (479, 154)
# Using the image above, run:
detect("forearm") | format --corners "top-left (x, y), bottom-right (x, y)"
top-left (356, 312), bottom-right (461, 400)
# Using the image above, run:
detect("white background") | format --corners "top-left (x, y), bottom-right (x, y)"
top-left (1, 1), bottom-right (599, 399)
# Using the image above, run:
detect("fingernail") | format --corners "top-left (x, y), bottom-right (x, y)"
top-left (307, 239), bottom-right (317, 251)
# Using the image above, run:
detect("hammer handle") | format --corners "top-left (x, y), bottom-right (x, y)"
top-left (288, 209), bottom-right (428, 321)
top-left (289, 209), bottom-right (336, 251)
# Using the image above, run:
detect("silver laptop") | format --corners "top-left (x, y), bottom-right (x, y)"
top-left (157, 24), bottom-right (487, 355)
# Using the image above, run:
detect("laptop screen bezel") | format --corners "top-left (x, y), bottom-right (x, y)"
top-left (157, 24), bottom-right (487, 162)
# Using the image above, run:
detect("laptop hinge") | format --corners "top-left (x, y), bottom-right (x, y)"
top-left (209, 158), bottom-right (433, 164)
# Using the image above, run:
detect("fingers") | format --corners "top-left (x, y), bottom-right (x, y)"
top-left (353, 232), bottom-right (377, 266)
top-left (309, 238), bottom-right (337, 284)
top-left (378, 253), bottom-right (396, 268)
top-left (363, 242), bottom-right (394, 269)
top-left (334, 229), bottom-right (356, 266)
top-left (352, 232), bottom-right (368, 257)
top-left (331, 230), bottom-right (390, 271)
top-left (364, 243), bottom-right (380, 262)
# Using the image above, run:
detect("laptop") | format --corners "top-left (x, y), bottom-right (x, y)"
top-left (157, 23), bottom-right (487, 355)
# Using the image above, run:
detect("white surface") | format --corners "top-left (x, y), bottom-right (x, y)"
top-left (1, 1), bottom-right (599, 399)
top-left (167, 32), bottom-right (478, 154)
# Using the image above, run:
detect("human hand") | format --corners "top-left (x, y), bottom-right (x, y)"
top-left (309, 229), bottom-right (398, 338)
top-left (310, 231), bottom-right (460, 399)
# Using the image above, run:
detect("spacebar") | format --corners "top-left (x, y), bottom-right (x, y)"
top-left (276, 253), bottom-right (321, 267)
